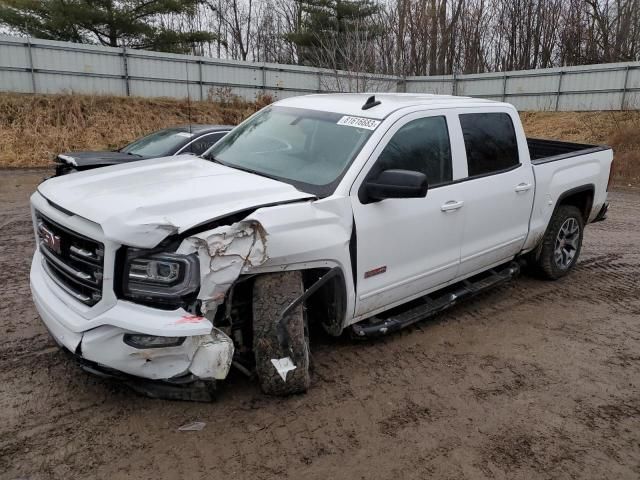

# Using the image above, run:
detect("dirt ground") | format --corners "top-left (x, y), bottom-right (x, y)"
top-left (1, 170), bottom-right (639, 480)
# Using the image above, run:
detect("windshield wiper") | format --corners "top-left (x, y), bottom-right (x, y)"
top-left (227, 164), bottom-right (280, 181)
top-left (206, 155), bottom-right (277, 181)
top-left (206, 154), bottom-right (226, 165)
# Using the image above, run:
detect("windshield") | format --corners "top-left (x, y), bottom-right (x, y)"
top-left (205, 106), bottom-right (376, 196)
top-left (120, 128), bottom-right (193, 156)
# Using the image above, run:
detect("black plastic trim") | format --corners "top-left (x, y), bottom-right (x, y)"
top-left (551, 183), bottom-right (596, 223)
top-left (59, 348), bottom-right (216, 401)
top-left (531, 146), bottom-right (610, 164)
top-left (352, 261), bottom-right (520, 338)
top-left (44, 198), bottom-right (76, 217)
top-left (349, 217), bottom-right (358, 290)
top-left (528, 137), bottom-right (610, 165)
top-left (276, 266), bottom-right (342, 352)
top-left (592, 202), bottom-right (609, 223)
top-left (450, 163), bottom-right (522, 186)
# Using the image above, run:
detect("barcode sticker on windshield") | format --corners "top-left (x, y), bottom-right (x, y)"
top-left (337, 116), bottom-right (381, 130)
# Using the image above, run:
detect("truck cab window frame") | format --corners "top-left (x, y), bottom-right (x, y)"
top-left (368, 115), bottom-right (453, 189)
top-left (459, 112), bottom-right (520, 178)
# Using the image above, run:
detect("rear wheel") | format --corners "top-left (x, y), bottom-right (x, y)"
top-left (532, 205), bottom-right (584, 280)
top-left (252, 271), bottom-right (311, 395)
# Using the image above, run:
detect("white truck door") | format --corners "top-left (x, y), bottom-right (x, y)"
top-left (350, 112), bottom-right (467, 318)
top-left (456, 110), bottom-right (535, 277)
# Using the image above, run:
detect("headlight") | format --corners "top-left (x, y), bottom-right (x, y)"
top-left (122, 251), bottom-right (199, 306)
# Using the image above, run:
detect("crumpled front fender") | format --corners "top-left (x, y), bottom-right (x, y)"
top-left (177, 220), bottom-right (268, 314)
top-left (177, 197), bottom-right (355, 329)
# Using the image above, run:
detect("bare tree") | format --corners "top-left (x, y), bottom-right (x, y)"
top-left (306, 19), bottom-right (395, 92)
top-left (35, 0), bottom-right (637, 74)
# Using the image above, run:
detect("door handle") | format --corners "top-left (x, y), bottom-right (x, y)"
top-left (441, 200), bottom-right (464, 212)
top-left (515, 182), bottom-right (532, 193)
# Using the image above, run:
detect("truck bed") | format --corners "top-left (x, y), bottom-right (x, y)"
top-left (523, 138), bottom-right (613, 254)
top-left (527, 138), bottom-right (609, 164)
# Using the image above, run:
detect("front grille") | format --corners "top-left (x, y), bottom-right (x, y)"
top-left (36, 212), bottom-right (104, 306)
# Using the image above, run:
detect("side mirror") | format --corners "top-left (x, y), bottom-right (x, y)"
top-left (363, 169), bottom-right (428, 203)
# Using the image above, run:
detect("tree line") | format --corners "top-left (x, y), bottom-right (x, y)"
top-left (1, 0), bottom-right (639, 76)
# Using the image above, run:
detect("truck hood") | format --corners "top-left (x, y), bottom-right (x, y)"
top-left (38, 155), bottom-right (315, 248)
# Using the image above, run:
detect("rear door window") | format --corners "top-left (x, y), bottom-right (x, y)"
top-left (459, 113), bottom-right (519, 177)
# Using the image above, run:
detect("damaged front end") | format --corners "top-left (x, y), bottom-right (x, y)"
top-left (30, 155), bottom-right (350, 400)
top-left (100, 220), bottom-right (270, 400)
top-left (31, 250), bottom-right (239, 401)
top-left (30, 211), bottom-right (271, 402)
top-left (31, 178), bottom-right (352, 401)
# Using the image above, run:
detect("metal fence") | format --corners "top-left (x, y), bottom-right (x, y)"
top-left (1, 34), bottom-right (639, 111)
top-left (403, 64), bottom-right (640, 111)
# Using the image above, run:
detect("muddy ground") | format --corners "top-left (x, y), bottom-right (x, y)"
top-left (1, 170), bottom-right (638, 480)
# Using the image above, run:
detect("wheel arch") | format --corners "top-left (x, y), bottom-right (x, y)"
top-left (527, 184), bottom-right (593, 262)
top-left (301, 266), bottom-right (348, 337)
top-left (554, 184), bottom-right (595, 223)
top-left (225, 265), bottom-right (348, 343)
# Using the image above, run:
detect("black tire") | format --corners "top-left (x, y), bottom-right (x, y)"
top-left (252, 271), bottom-right (311, 395)
top-left (532, 205), bottom-right (584, 280)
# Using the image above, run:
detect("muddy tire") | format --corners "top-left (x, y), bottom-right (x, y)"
top-left (532, 205), bottom-right (584, 280)
top-left (252, 271), bottom-right (311, 396)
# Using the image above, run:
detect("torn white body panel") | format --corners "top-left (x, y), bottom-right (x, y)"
top-left (178, 221), bottom-right (268, 314)
top-left (188, 330), bottom-right (235, 379)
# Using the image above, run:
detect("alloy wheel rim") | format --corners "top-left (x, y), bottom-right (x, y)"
top-left (554, 217), bottom-right (580, 269)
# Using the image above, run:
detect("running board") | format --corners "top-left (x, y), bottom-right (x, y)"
top-left (351, 262), bottom-right (520, 338)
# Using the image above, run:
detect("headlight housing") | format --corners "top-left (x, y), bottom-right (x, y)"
top-left (121, 251), bottom-right (199, 307)
top-left (123, 334), bottom-right (186, 349)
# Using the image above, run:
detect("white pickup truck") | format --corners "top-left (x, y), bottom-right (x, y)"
top-left (30, 94), bottom-right (612, 399)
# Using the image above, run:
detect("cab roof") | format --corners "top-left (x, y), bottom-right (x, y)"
top-left (274, 93), bottom-right (504, 120)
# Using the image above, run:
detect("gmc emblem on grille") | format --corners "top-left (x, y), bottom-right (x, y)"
top-left (39, 224), bottom-right (62, 254)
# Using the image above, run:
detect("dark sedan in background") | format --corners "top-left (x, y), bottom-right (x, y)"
top-left (54, 124), bottom-right (232, 176)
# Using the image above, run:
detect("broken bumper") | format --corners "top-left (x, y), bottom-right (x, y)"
top-left (30, 252), bottom-right (234, 383)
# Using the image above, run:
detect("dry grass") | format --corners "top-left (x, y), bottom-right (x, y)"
top-left (521, 111), bottom-right (640, 184)
top-left (0, 92), bottom-right (638, 184)
top-left (0, 91), bottom-right (271, 168)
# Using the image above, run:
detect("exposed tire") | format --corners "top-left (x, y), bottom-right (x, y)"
top-left (532, 205), bottom-right (584, 280)
top-left (252, 271), bottom-right (311, 396)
